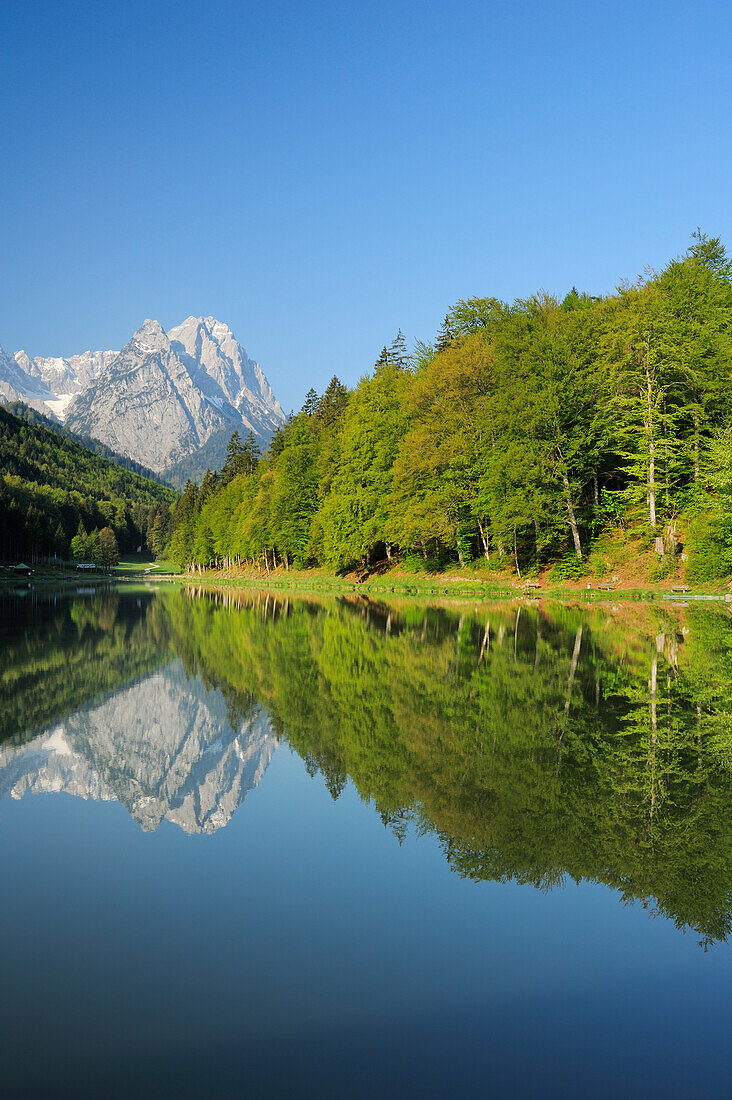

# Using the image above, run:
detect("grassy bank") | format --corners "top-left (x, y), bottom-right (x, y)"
top-left (171, 557), bottom-right (731, 602)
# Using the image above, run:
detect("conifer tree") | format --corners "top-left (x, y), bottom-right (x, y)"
top-left (302, 388), bottom-right (319, 416)
top-left (242, 431), bottom-right (261, 474)
top-left (388, 329), bottom-right (409, 370)
top-left (435, 315), bottom-right (454, 353)
top-left (317, 376), bottom-right (349, 427)
top-left (220, 430), bottom-right (245, 484)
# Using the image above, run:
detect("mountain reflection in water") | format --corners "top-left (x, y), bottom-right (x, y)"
top-left (2, 585), bottom-right (732, 942)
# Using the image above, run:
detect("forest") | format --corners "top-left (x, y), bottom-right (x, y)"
top-left (0, 404), bottom-right (177, 562)
top-left (168, 233), bottom-right (732, 583)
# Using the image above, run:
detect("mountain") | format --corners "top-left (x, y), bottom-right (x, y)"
top-left (0, 661), bottom-right (278, 834)
top-left (0, 343), bottom-right (58, 414)
top-left (13, 347), bottom-right (117, 418)
top-left (0, 316), bottom-right (285, 476)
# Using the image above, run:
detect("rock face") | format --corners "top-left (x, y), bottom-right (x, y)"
top-left (0, 343), bottom-right (59, 414)
top-left (0, 316), bottom-right (284, 474)
top-left (0, 661), bottom-right (278, 834)
top-left (13, 347), bottom-right (118, 419)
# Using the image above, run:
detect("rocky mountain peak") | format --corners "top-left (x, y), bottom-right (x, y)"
top-left (0, 316), bottom-right (285, 476)
top-left (131, 318), bottom-right (169, 355)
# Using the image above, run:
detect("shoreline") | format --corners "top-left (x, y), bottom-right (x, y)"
top-left (137, 566), bottom-right (732, 604)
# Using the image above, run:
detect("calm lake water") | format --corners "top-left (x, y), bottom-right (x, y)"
top-left (1, 585), bottom-right (732, 1097)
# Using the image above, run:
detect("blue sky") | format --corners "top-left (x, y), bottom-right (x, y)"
top-left (1, 0), bottom-right (730, 410)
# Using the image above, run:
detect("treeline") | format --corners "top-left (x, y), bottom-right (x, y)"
top-left (0, 405), bottom-right (177, 562)
top-left (168, 233), bottom-right (732, 579)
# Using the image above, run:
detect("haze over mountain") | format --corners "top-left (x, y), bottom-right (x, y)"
top-left (0, 316), bottom-right (285, 479)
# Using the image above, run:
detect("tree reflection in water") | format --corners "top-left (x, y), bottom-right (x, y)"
top-left (3, 585), bottom-right (732, 944)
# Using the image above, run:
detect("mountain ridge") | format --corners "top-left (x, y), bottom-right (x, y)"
top-left (0, 316), bottom-right (285, 476)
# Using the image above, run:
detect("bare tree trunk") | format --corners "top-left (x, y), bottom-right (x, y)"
top-left (385, 543), bottom-right (392, 561)
top-left (477, 519), bottom-right (490, 562)
top-left (513, 526), bottom-right (521, 577)
top-left (593, 471), bottom-right (599, 509)
top-left (562, 471), bottom-right (582, 558)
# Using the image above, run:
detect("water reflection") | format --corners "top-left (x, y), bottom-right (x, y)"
top-left (2, 586), bottom-right (732, 941)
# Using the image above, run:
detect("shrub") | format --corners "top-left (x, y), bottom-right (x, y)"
top-left (546, 556), bottom-right (588, 582)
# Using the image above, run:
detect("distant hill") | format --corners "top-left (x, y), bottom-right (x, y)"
top-left (0, 404), bottom-right (177, 561)
top-left (4, 401), bottom-right (171, 485)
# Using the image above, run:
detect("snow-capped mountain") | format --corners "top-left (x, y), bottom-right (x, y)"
top-left (0, 661), bottom-right (278, 834)
top-left (13, 347), bottom-right (118, 418)
top-left (0, 343), bottom-right (60, 413)
top-left (0, 317), bottom-right (285, 475)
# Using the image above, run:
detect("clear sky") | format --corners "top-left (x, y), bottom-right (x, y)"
top-left (1, 0), bottom-right (730, 411)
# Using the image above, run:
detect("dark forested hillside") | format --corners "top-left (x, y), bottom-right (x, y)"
top-left (166, 233), bottom-right (732, 583)
top-left (0, 405), bottom-right (178, 561)
top-left (2, 401), bottom-right (169, 485)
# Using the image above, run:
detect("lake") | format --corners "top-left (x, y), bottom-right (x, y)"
top-left (1, 585), bottom-right (731, 1097)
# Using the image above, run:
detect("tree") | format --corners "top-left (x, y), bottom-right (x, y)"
top-left (220, 430), bottom-right (245, 484)
top-left (302, 388), bottom-right (319, 416)
top-left (316, 376), bottom-right (349, 428)
top-left (241, 431), bottom-right (261, 475)
top-left (317, 361), bottom-right (410, 568)
top-left (99, 527), bottom-right (120, 567)
top-left (71, 521), bottom-right (87, 561)
top-left (389, 331), bottom-right (495, 563)
top-left (269, 415), bottom-right (320, 566)
top-left (86, 528), bottom-right (101, 564)
top-left (53, 522), bottom-right (68, 558)
top-left (150, 507), bottom-right (170, 558)
top-left (388, 329), bottom-right (410, 370)
top-left (168, 481), bottom-right (199, 567)
top-left (435, 315), bottom-right (454, 353)
top-left (446, 296), bottom-right (506, 337)
top-left (193, 521), bottom-right (216, 567)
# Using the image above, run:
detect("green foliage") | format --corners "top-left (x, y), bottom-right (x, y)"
top-left (546, 556), bottom-right (588, 582)
top-left (0, 405), bottom-right (176, 562)
top-left (163, 232), bottom-right (732, 582)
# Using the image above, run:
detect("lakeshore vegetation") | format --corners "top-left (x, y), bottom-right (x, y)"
top-left (5, 233), bottom-right (732, 584)
top-left (167, 234), bottom-right (732, 584)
